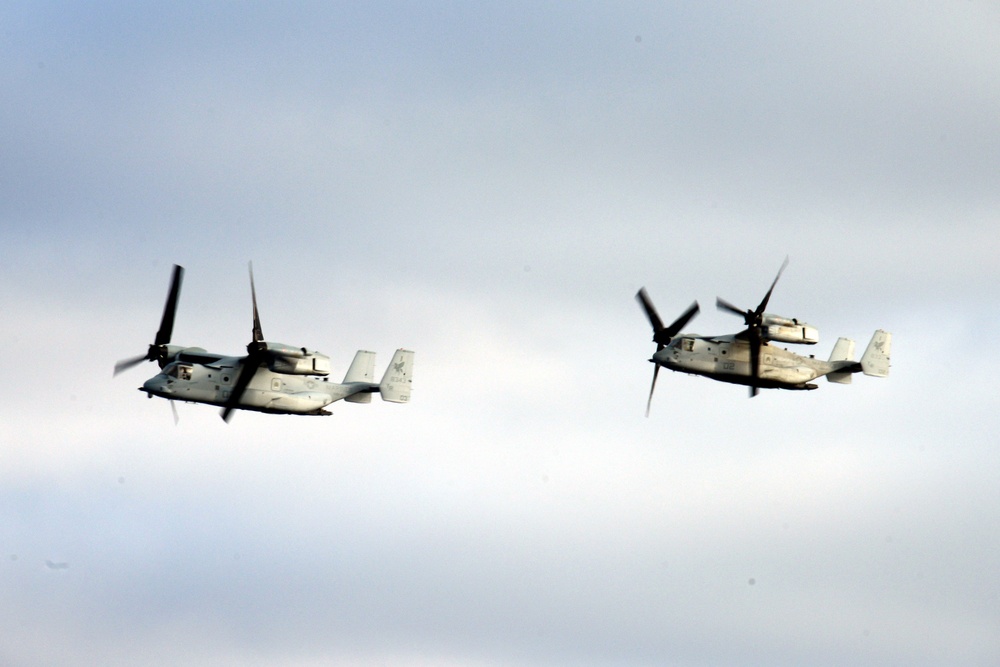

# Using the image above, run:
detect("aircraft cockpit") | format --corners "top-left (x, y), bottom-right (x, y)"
top-left (163, 362), bottom-right (193, 381)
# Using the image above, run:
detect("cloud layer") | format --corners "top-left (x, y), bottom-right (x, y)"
top-left (2, 2), bottom-right (999, 665)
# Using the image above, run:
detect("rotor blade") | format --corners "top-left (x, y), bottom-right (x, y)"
top-left (221, 353), bottom-right (262, 422)
top-left (635, 288), bottom-right (665, 333)
top-left (715, 296), bottom-right (746, 319)
top-left (748, 330), bottom-right (761, 398)
top-left (249, 262), bottom-right (264, 344)
top-left (170, 401), bottom-right (179, 426)
top-left (113, 354), bottom-right (148, 377)
top-left (644, 363), bottom-right (660, 418)
top-left (663, 301), bottom-right (700, 340)
top-left (154, 265), bottom-right (184, 347)
top-left (754, 256), bottom-right (789, 317)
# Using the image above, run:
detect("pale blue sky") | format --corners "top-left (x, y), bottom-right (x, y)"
top-left (2, 2), bottom-right (999, 665)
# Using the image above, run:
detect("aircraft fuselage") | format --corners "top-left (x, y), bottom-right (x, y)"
top-left (652, 334), bottom-right (845, 390)
top-left (140, 355), bottom-right (373, 415)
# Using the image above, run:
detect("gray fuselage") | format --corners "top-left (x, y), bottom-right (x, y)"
top-left (652, 334), bottom-right (849, 390)
top-left (141, 357), bottom-right (373, 415)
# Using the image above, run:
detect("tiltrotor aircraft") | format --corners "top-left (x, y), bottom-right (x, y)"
top-left (114, 264), bottom-right (414, 422)
top-left (636, 259), bottom-right (891, 415)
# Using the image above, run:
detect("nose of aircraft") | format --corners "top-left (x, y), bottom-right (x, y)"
top-left (141, 375), bottom-right (170, 395)
top-left (651, 348), bottom-right (671, 365)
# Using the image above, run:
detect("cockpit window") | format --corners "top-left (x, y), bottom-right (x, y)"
top-left (682, 338), bottom-right (695, 352)
top-left (166, 363), bottom-right (193, 381)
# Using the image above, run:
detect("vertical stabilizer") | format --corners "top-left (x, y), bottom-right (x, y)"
top-left (826, 337), bottom-right (856, 384)
top-left (860, 330), bottom-right (892, 377)
top-left (344, 350), bottom-right (376, 403)
top-left (343, 350), bottom-right (376, 383)
top-left (380, 349), bottom-right (414, 403)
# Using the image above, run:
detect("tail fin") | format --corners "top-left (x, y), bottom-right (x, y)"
top-left (343, 350), bottom-right (376, 403)
top-left (343, 350), bottom-right (376, 383)
top-left (860, 330), bottom-right (891, 377)
top-left (379, 349), bottom-right (414, 403)
top-left (826, 337), bottom-right (856, 384)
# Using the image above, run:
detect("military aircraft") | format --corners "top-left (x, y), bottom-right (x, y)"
top-left (636, 259), bottom-right (891, 415)
top-left (114, 264), bottom-right (413, 422)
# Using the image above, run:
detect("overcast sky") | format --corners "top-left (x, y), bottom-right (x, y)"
top-left (2, 2), bottom-right (999, 665)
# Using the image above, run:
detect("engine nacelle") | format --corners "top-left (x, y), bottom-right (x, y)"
top-left (265, 342), bottom-right (331, 376)
top-left (761, 314), bottom-right (819, 345)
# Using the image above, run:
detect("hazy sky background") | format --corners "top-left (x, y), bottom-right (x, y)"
top-left (2, 2), bottom-right (999, 665)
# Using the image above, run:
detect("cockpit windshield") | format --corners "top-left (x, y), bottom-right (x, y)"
top-left (165, 363), bottom-right (193, 381)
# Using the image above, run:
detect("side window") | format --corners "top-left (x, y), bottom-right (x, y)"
top-left (683, 339), bottom-right (694, 352)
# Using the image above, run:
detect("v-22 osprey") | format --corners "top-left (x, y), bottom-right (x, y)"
top-left (114, 264), bottom-right (414, 422)
top-left (636, 259), bottom-right (890, 415)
